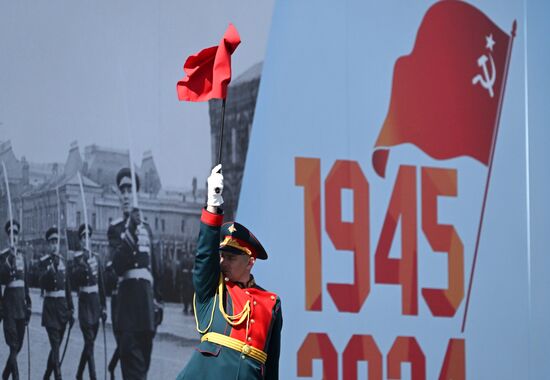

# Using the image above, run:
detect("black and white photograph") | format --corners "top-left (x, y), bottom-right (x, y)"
top-left (0, 1), bottom-right (274, 378)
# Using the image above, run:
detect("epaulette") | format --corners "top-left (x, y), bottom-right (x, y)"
top-left (110, 217), bottom-right (124, 226)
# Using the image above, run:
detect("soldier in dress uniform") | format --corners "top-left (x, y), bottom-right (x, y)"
top-left (71, 224), bottom-right (107, 380)
top-left (103, 259), bottom-right (120, 380)
top-left (177, 165), bottom-right (283, 380)
top-left (39, 226), bottom-right (74, 380)
top-left (107, 168), bottom-right (163, 379)
top-left (0, 220), bottom-right (31, 380)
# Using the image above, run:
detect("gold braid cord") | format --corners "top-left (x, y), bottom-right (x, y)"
top-left (194, 274), bottom-right (251, 334)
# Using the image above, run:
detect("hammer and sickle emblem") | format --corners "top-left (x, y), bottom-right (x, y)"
top-left (472, 54), bottom-right (496, 98)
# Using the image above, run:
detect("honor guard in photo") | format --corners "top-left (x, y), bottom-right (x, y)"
top-left (39, 226), bottom-right (74, 380)
top-left (108, 168), bottom-right (163, 379)
top-left (177, 165), bottom-right (282, 380)
top-left (0, 220), bottom-right (31, 380)
top-left (70, 224), bottom-right (107, 380)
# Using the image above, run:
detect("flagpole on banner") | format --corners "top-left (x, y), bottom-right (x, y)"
top-left (461, 20), bottom-right (517, 333)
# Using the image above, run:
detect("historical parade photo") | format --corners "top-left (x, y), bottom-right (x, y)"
top-left (0, 1), bottom-right (274, 378)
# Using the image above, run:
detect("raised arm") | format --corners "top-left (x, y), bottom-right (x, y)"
top-left (193, 164), bottom-right (225, 302)
top-left (193, 209), bottom-right (223, 302)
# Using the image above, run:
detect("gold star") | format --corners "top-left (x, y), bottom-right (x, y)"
top-left (228, 224), bottom-right (237, 233)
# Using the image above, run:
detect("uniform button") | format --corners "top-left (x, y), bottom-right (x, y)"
top-left (245, 291), bottom-right (250, 295)
top-left (134, 263), bottom-right (138, 268)
top-left (270, 295), bottom-right (275, 301)
top-left (241, 355), bottom-right (245, 359)
top-left (251, 319), bottom-right (255, 324)
top-left (247, 337), bottom-right (252, 342)
top-left (253, 301), bottom-right (257, 306)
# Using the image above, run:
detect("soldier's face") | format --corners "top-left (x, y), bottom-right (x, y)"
top-left (119, 185), bottom-right (132, 214)
top-left (220, 251), bottom-right (254, 283)
top-left (48, 238), bottom-right (58, 254)
top-left (8, 233), bottom-right (18, 246)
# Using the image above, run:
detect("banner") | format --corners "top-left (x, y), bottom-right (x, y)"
top-left (240, 0), bottom-right (530, 378)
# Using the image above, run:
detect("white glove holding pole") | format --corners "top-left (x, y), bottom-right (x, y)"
top-left (207, 164), bottom-right (224, 207)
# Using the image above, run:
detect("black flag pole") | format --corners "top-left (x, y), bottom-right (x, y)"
top-left (214, 98), bottom-right (227, 194)
top-left (217, 98), bottom-right (227, 165)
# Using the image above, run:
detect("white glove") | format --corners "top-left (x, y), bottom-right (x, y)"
top-left (207, 164), bottom-right (224, 207)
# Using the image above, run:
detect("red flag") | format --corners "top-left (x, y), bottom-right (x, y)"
top-left (177, 23), bottom-right (241, 102)
top-left (372, 0), bottom-right (513, 177)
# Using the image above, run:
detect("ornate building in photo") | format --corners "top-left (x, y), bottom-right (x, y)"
top-left (209, 62), bottom-right (262, 221)
top-left (0, 140), bottom-right (205, 300)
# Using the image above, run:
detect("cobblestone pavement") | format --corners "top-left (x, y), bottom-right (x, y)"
top-left (0, 296), bottom-right (200, 379)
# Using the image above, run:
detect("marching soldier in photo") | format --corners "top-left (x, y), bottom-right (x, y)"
top-left (71, 223), bottom-right (107, 380)
top-left (0, 220), bottom-right (31, 380)
top-left (39, 226), bottom-right (74, 380)
top-left (177, 165), bottom-right (283, 380)
top-left (103, 259), bottom-right (120, 380)
top-left (108, 168), bottom-right (163, 379)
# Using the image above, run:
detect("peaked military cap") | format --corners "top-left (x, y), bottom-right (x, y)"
top-left (4, 220), bottom-right (20, 236)
top-left (219, 222), bottom-right (268, 260)
top-left (116, 167), bottom-right (140, 192)
top-left (78, 223), bottom-right (93, 239)
top-left (45, 226), bottom-right (59, 241)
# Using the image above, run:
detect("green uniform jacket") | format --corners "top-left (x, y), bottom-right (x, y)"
top-left (177, 209), bottom-right (282, 380)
